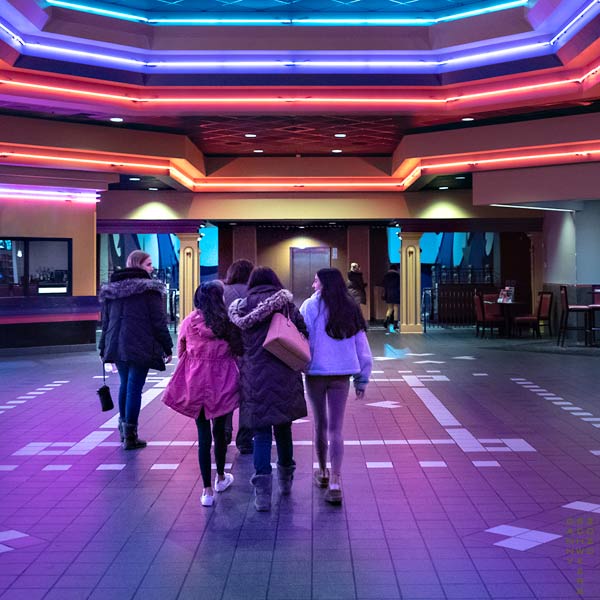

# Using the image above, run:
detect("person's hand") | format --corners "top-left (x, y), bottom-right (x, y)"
top-left (164, 355), bottom-right (172, 364)
top-left (355, 389), bottom-right (365, 400)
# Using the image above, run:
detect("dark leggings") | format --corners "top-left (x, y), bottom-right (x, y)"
top-left (195, 409), bottom-right (228, 488)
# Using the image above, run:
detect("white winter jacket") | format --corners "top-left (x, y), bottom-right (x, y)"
top-left (300, 292), bottom-right (372, 391)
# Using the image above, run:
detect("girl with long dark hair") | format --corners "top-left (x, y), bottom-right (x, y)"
top-left (300, 267), bottom-right (372, 504)
top-left (162, 281), bottom-right (242, 507)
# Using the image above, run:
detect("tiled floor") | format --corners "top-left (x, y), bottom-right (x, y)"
top-left (1, 328), bottom-right (600, 599)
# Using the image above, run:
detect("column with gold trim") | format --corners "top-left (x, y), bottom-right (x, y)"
top-left (177, 233), bottom-right (200, 321)
top-left (400, 232), bottom-right (423, 334)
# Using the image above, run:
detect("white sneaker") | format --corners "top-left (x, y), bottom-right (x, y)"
top-left (214, 472), bottom-right (234, 493)
top-left (200, 491), bottom-right (214, 507)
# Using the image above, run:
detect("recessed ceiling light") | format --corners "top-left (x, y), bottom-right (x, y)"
top-left (253, 149), bottom-right (264, 153)
top-left (455, 176), bottom-right (466, 180)
top-left (334, 133), bottom-right (346, 138)
top-left (109, 117), bottom-right (124, 122)
top-left (298, 225), bottom-right (305, 229)
top-left (129, 177), bottom-right (141, 181)
top-left (245, 133), bottom-right (257, 138)
top-left (438, 186), bottom-right (449, 190)
top-left (332, 149), bottom-right (343, 153)
top-left (461, 117), bottom-right (475, 122)
top-left (148, 187), bottom-right (158, 191)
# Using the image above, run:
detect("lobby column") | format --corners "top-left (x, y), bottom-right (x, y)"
top-left (177, 233), bottom-right (200, 321)
top-left (527, 232), bottom-right (544, 310)
top-left (400, 232), bottom-right (423, 334)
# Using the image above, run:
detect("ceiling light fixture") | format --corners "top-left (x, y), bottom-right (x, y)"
top-left (455, 176), bottom-right (467, 179)
top-left (129, 177), bottom-right (141, 181)
top-left (244, 133), bottom-right (257, 138)
top-left (461, 117), bottom-right (475, 122)
top-left (148, 187), bottom-right (158, 191)
top-left (438, 186), bottom-right (449, 190)
top-left (334, 134), bottom-right (347, 138)
top-left (253, 149), bottom-right (264, 153)
top-left (109, 117), bottom-right (124, 122)
top-left (332, 149), bottom-right (343, 154)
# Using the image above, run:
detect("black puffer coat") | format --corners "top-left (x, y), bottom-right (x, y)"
top-left (98, 268), bottom-right (173, 371)
top-left (228, 285), bottom-right (308, 429)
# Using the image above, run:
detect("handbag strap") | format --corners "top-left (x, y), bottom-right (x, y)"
top-left (101, 361), bottom-right (106, 385)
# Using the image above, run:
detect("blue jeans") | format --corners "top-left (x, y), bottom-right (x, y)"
top-left (253, 422), bottom-right (295, 475)
top-left (115, 362), bottom-right (149, 425)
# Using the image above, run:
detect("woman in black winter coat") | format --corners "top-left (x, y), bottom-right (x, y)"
top-left (99, 251), bottom-right (173, 450)
top-left (228, 266), bottom-right (308, 511)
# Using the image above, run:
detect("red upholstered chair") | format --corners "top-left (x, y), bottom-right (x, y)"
top-left (479, 293), bottom-right (504, 338)
top-left (513, 291), bottom-right (553, 338)
top-left (557, 285), bottom-right (591, 346)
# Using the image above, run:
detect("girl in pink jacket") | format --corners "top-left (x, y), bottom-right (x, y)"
top-left (162, 281), bottom-right (242, 507)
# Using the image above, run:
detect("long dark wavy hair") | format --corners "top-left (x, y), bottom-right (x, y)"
top-left (224, 259), bottom-right (254, 285)
top-left (247, 266), bottom-right (284, 290)
top-left (317, 268), bottom-right (367, 339)
top-left (193, 281), bottom-right (242, 354)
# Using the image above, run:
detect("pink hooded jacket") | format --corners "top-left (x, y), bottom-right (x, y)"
top-left (162, 310), bottom-right (240, 419)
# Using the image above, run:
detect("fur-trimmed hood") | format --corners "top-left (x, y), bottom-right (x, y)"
top-left (99, 276), bottom-right (166, 302)
top-left (229, 288), bottom-right (293, 330)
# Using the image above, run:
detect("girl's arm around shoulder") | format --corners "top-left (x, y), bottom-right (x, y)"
top-left (227, 324), bottom-right (244, 357)
top-left (291, 303), bottom-right (309, 338)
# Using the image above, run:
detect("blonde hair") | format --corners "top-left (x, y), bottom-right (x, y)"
top-left (126, 250), bottom-right (151, 269)
top-left (350, 262), bottom-right (359, 271)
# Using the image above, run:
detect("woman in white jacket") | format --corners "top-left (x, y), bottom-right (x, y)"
top-left (300, 268), bottom-right (372, 504)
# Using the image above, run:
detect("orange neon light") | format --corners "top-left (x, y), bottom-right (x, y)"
top-left (422, 149), bottom-right (600, 171)
top-left (0, 150), bottom-right (169, 171)
top-left (0, 57), bottom-right (598, 109)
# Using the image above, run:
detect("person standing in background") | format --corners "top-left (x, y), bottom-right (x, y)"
top-left (99, 250), bottom-right (173, 450)
top-left (347, 262), bottom-right (367, 306)
top-left (222, 259), bottom-right (255, 454)
top-left (381, 263), bottom-right (400, 332)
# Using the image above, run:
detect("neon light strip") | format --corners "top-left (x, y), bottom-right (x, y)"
top-left (490, 203), bottom-right (576, 212)
top-left (46, 0), bottom-right (528, 26)
top-left (4, 0), bottom-right (599, 73)
top-left (0, 150), bottom-right (170, 170)
top-left (422, 149), bottom-right (600, 171)
top-left (11, 41), bottom-right (551, 71)
top-left (551, 0), bottom-right (600, 44)
top-left (2, 57), bottom-right (598, 108)
top-left (0, 185), bottom-right (100, 203)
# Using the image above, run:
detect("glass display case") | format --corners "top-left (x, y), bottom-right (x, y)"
top-left (0, 237), bottom-right (72, 297)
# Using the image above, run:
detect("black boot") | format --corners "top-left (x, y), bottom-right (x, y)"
top-left (123, 423), bottom-right (147, 450)
top-left (250, 473), bottom-right (272, 511)
top-left (277, 464), bottom-right (295, 495)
